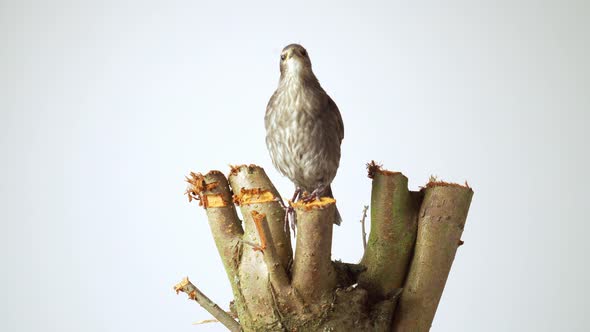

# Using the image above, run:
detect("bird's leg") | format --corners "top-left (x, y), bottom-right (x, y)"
top-left (274, 197), bottom-right (293, 234)
top-left (302, 184), bottom-right (327, 203)
top-left (291, 187), bottom-right (302, 202)
top-left (275, 188), bottom-right (302, 235)
top-left (287, 188), bottom-right (302, 234)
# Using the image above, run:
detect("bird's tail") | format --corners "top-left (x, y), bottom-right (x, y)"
top-left (325, 185), bottom-right (342, 225)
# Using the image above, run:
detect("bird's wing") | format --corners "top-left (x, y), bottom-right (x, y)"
top-left (265, 90), bottom-right (279, 129)
top-left (327, 96), bottom-right (344, 142)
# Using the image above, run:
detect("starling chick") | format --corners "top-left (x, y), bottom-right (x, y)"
top-left (265, 44), bottom-right (344, 226)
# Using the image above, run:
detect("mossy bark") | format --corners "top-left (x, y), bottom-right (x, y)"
top-left (359, 171), bottom-right (419, 301)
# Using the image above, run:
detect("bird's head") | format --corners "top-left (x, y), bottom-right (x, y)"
top-left (279, 44), bottom-right (313, 79)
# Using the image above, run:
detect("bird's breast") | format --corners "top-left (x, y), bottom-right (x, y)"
top-left (265, 83), bottom-right (340, 191)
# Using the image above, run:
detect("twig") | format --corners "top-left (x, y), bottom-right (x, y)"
top-left (193, 319), bottom-right (219, 325)
top-left (193, 310), bottom-right (237, 325)
top-left (360, 205), bottom-right (369, 250)
top-left (174, 277), bottom-right (241, 332)
top-left (238, 238), bottom-right (264, 252)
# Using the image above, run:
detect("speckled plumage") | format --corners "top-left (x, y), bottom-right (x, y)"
top-left (265, 44), bottom-right (344, 224)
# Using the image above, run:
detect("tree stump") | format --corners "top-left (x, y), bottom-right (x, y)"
top-left (175, 162), bottom-right (473, 331)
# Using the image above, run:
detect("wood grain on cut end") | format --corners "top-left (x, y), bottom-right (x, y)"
top-left (292, 197), bottom-right (336, 210)
top-left (233, 188), bottom-right (275, 206)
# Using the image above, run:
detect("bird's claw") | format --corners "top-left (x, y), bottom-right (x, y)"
top-left (301, 188), bottom-right (322, 204)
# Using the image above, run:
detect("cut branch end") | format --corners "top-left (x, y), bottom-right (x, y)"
top-left (292, 197), bottom-right (336, 210)
top-left (233, 188), bottom-right (276, 206)
top-left (251, 211), bottom-right (268, 251)
top-left (423, 178), bottom-right (473, 190)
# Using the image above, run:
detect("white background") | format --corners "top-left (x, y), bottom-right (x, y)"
top-left (1, 1), bottom-right (588, 331)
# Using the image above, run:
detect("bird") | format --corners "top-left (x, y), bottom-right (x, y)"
top-left (265, 44), bottom-right (344, 230)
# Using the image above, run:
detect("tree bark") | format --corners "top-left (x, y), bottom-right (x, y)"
top-left (177, 163), bottom-right (473, 331)
top-left (359, 167), bottom-right (419, 301)
top-left (392, 184), bottom-right (473, 332)
top-left (291, 198), bottom-right (337, 304)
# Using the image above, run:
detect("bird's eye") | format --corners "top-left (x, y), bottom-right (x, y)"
top-left (280, 54), bottom-right (286, 61)
top-left (301, 50), bottom-right (307, 56)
